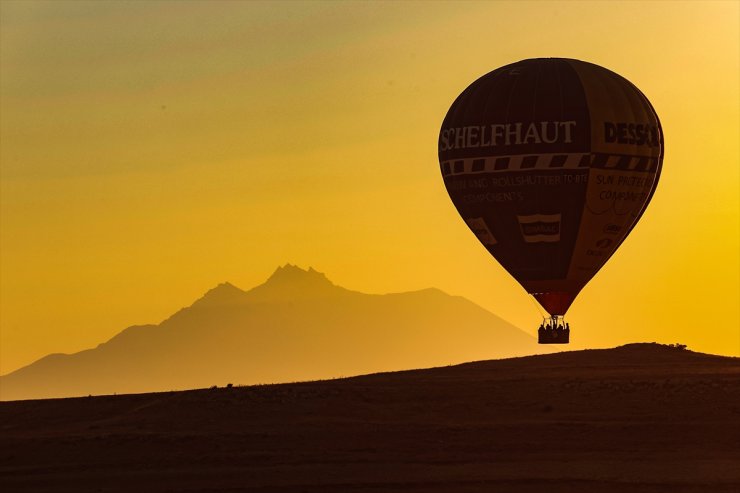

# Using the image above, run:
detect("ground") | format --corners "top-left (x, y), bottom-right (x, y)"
top-left (1, 343), bottom-right (739, 492)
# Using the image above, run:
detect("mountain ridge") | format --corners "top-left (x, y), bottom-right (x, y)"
top-left (1, 264), bottom-right (542, 400)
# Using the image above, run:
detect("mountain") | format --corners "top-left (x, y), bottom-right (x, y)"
top-left (1, 344), bottom-right (738, 492)
top-left (0, 264), bottom-right (543, 401)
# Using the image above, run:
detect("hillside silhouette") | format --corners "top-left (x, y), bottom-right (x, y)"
top-left (1, 344), bottom-right (738, 492)
top-left (0, 264), bottom-right (542, 400)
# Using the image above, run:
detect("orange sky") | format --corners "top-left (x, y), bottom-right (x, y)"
top-left (1, 0), bottom-right (738, 374)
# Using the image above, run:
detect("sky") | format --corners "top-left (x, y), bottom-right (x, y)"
top-left (1, 0), bottom-right (738, 375)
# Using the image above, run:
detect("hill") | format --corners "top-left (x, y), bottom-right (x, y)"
top-left (0, 264), bottom-right (540, 400)
top-left (1, 344), bottom-right (738, 492)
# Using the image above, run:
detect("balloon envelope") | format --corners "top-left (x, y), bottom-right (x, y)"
top-left (439, 58), bottom-right (663, 316)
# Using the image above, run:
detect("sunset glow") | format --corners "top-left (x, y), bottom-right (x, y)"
top-left (1, 0), bottom-right (738, 375)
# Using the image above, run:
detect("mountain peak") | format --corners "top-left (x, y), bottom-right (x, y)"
top-left (241, 264), bottom-right (341, 302)
top-left (265, 264), bottom-right (333, 286)
top-left (194, 281), bottom-right (245, 306)
top-left (206, 281), bottom-right (242, 295)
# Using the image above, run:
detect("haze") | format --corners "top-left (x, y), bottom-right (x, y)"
top-left (1, 1), bottom-right (738, 376)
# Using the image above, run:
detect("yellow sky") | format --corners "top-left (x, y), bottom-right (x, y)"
top-left (1, 0), bottom-right (738, 374)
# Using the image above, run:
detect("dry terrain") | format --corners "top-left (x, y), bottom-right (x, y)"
top-left (1, 343), bottom-right (739, 492)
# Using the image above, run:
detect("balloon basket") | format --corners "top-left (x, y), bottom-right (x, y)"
top-left (538, 332), bottom-right (570, 344)
top-left (537, 317), bottom-right (570, 344)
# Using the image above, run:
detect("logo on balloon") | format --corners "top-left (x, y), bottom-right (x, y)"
top-left (465, 217), bottom-right (497, 246)
top-left (517, 214), bottom-right (561, 243)
top-left (595, 238), bottom-right (613, 249)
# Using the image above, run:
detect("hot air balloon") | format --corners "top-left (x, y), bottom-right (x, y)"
top-left (439, 58), bottom-right (663, 344)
